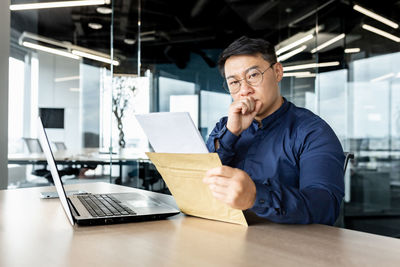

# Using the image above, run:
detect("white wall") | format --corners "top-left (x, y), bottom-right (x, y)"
top-left (0, 1), bottom-right (10, 189)
top-left (37, 52), bottom-right (81, 151)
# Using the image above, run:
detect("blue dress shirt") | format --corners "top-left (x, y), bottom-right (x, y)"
top-left (206, 98), bottom-right (344, 225)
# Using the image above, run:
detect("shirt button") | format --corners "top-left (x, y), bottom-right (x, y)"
top-left (259, 199), bottom-right (265, 204)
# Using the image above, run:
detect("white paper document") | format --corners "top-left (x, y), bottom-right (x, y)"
top-left (135, 112), bottom-right (209, 153)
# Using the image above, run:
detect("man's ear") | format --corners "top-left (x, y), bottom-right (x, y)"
top-left (274, 62), bottom-right (284, 82)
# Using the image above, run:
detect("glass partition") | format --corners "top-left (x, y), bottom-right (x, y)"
top-left (8, 1), bottom-right (114, 187)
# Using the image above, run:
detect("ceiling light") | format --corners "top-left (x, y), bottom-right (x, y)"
top-left (22, 41), bottom-right (80, 60)
top-left (278, 45), bottom-right (307, 62)
top-left (88, 23), bottom-right (102, 30)
top-left (20, 32), bottom-right (120, 66)
top-left (362, 24), bottom-right (400, 42)
top-left (69, 88), bottom-right (80, 92)
top-left (96, 7), bottom-right (112, 14)
top-left (283, 61), bottom-right (340, 71)
top-left (71, 50), bottom-right (119, 66)
top-left (283, 72), bottom-right (311, 77)
top-left (124, 39), bottom-right (136, 45)
top-left (276, 34), bottom-right (313, 56)
top-left (140, 36), bottom-right (156, 42)
top-left (311, 33), bottom-right (345, 53)
top-left (10, 0), bottom-right (110, 11)
top-left (295, 73), bottom-right (317, 78)
top-left (371, 73), bottom-right (394, 82)
top-left (283, 72), bottom-right (317, 78)
top-left (55, 76), bottom-right (80, 82)
top-left (344, 48), bottom-right (361, 53)
top-left (353, 5), bottom-right (398, 29)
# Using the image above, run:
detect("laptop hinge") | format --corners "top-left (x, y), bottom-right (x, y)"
top-left (68, 198), bottom-right (80, 217)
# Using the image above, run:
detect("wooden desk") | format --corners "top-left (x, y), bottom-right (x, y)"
top-left (1, 182), bottom-right (400, 267)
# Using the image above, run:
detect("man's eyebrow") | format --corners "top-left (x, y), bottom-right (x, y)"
top-left (225, 65), bottom-right (260, 79)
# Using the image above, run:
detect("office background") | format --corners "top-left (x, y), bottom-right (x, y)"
top-left (2, 0), bottom-right (400, 237)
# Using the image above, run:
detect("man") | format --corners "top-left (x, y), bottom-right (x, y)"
top-left (203, 36), bottom-right (344, 225)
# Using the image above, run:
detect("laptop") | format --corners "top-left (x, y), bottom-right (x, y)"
top-left (37, 117), bottom-right (180, 226)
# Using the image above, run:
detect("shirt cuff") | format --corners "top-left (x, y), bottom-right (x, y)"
top-left (251, 180), bottom-right (272, 214)
top-left (218, 125), bottom-right (240, 150)
top-left (250, 179), bottom-right (283, 215)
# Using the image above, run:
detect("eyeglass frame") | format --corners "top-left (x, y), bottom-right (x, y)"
top-left (223, 62), bottom-right (277, 94)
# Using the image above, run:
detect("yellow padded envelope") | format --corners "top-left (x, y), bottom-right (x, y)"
top-left (146, 152), bottom-right (248, 226)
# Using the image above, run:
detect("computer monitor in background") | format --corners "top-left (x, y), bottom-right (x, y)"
top-left (39, 108), bottom-right (64, 129)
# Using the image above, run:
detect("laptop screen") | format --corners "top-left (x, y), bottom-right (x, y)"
top-left (37, 117), bottom-right (75, 225)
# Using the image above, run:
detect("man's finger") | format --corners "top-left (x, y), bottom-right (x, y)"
top-left (251, 100), bottom-right (262, 116)
top-left (206, 166), bottom-right (235, 177)
top-left (241, 105), bottom-right (248, 115)
top-left (203, 176), bottom-right (230, 187)
top-left (247, 97), bottom-right (255, 111)
top-left (209, 183), bottom-right (229, 194)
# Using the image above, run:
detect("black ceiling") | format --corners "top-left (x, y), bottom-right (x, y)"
top-left (10, 0), bottom-right (400, 73)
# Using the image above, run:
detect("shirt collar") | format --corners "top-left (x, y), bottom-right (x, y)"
top-left (254, 97), bottom-right (290, 129)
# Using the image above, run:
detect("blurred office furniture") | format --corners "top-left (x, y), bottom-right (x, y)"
top-left (137, 161), bottom-right (165, 192)
top-left (344, 152), bottom-right (353, 173)
top-left (53, 141), bottom-right (67, 151)
top-left (83, 132), bottom-right (100, 148)
top-left (334, 152), bottom-right (354, 228)
top-left (22, 138), bottom-right (81, 183)
top-left (351, 170), bottom-right (391, 211)
top-left (7, 164), bottom-right (27, 187)
top-left (53, 141), bottom-right (82, 179)
top-left (8, 150), bottom-right (146, 185)
top-left (343, 147), bottom-right (400, 237)
top-left (22, 137), bottom-right (51, 178)
top-left (23, 137), bottom-right (43, 153)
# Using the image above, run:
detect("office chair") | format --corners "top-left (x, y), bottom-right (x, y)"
top-left (53, 141), bottom-right (67, 151)
top-left (22, 138), bottom-right (51, 177)
top-left (138, 161), bottom-right (165, 192)
top-left (52, 141), bottom-right (84, 179)
top-left (23, 138), bottom-right (81, 184)
top-left (333, 152), bottom-right (355, 227)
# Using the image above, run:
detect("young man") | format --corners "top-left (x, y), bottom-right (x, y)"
top-left (203, 36), bottom-right (344, 225)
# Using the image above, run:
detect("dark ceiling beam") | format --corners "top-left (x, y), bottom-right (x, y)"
top-left (142, 35), bottom-right (216, 47)
top-left (191, 0), bottom-right (212, 18)
top-left (247, 0), bottom-right (278, 25)
top-left (288, 0), bottom-right (335, 27)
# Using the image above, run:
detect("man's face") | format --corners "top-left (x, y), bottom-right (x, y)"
top-left (224, 53), bottom-right (283, 121)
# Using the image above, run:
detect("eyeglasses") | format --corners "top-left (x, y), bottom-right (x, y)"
top-left (223, 62), bottom-right (276, 94)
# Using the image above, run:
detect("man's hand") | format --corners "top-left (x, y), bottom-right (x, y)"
top-left (226, 96), bottom-right (262, 136)
top-left (203, 166), bottom-right (256, 210)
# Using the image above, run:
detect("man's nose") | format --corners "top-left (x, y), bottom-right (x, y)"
top-left (239, 80), bottom-right (253, 96)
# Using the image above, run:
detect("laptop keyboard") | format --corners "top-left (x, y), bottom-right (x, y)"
top-left (77, 194), bottom-right (137, 217)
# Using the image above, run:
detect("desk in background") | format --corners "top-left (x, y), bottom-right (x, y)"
top-left (8, 149), bottom-right (149, 184)
top-left (1, 182), bottom-right (400, 266)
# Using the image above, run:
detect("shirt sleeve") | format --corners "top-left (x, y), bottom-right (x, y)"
top-left (206, 117), bottom-right (241, 165)
top-left (250, 118), bottom-right (345, 225)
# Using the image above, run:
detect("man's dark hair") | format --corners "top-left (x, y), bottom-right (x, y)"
top-left (218, 36), bottom-right (277, 77)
